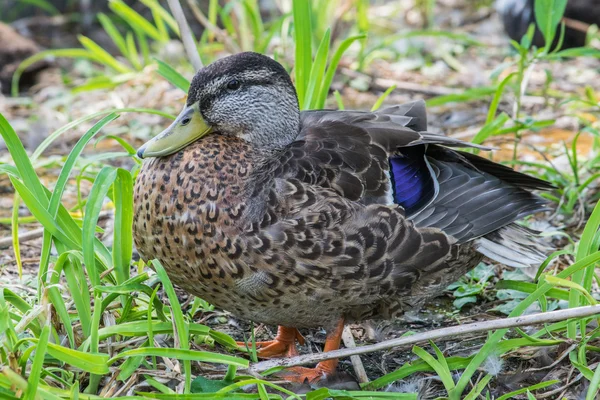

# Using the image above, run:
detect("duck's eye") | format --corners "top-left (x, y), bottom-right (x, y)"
top-left (226, 79), bottom-right (241, 90)
top-left (181, 117), bottom-right (191, 126)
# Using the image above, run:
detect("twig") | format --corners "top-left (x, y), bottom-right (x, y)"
top-left (341, 68), bottom-right (460, 97)
top-left (250, 305), bottom-right (600, 372)
top-left (166, 0), bottom-right (203, 71)
top-left (0, 227), bottom-right (44, 249)
top-left (562, 17), bottom-right (591, 33)
top-left (341, 326), bottom-right (369, 384)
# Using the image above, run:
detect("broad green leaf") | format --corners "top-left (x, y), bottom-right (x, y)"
top-left (534, 0), bottom-right (567, 52)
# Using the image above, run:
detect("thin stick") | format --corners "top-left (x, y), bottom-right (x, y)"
top-left (0, 227), bottom-right (44, 249)
top-left (341, 326), bottom-right (369, 384)
top-left (250, 305), bottom-right (600, 372)
top-left (341, 68), bottom-right (460, 97)
top-left (166, 0), bottom-right (203, 71)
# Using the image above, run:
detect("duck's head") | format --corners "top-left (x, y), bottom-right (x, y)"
top-left (137, 52), bottom-right (300, 158)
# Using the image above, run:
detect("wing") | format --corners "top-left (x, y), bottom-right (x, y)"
top-left (410, 146), bottom-right (552, 243)
top-left (278, 100), bottom-right (486, 205)
top-left (277, 100), bottom-right (552, 247)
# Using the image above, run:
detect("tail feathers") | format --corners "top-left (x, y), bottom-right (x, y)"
top-left (474, 223), bottom-right (550, 269)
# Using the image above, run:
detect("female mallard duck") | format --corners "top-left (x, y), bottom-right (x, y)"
top-left (134, 52), bottom-right (551, 383)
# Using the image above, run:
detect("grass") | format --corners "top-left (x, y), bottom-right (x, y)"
top-left (3, 0), bottom-right (600, 398)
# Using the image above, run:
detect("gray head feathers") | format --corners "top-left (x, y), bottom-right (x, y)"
top-left (187, 52), bottom-right (300, 149)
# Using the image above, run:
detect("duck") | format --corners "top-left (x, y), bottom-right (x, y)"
top-left (133, 52), bottom-right (552, 384)
top-left (496, 0), bottom-right (600, 49)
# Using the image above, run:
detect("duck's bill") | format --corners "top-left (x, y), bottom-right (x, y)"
top-left (136, 104), bottom-right (213, 159)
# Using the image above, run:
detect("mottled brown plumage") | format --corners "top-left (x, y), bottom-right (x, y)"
top-left (133, 52), bottom-right (551, 381)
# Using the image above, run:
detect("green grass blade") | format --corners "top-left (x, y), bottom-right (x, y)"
top-left (85, 292), bottom-right (104, 394)
top-left (496, 380), bottom-right (560, 400)
top-left (496, 280), bottom-right (569, 300)
top-left (304, 28), bottom-right (331, 110)
top-left (109, 0), bottom-right (164, 42)
top-left (45, 342), bottom-right (110, 375)
top-left (11, 49), bottom-right (100, 96)
top-left (108, 347), bottom-right (249, 367)
top-left (155, 59), bottom-right (191, 92)
top-left (93, 320), bottom-right (210, 340)
top-left (486, 73), bottom-right (516, 124)
top-left (455, 248), bottom-right (600, 395)
top-left (587, 365), bottom-right (600, 400)
top-left (471, 113), bottom-right (511, 145)
top-left (413, 346), bottom-right (455, 392)
top-left (315, 34), bottom-right (366, 109)
top-left (78, 35), bottom-right (132, 74)
top-left (125, 32), bottom-right (143, 70)
top-left (47, 252), bottom-right (78, 347)
top-left (151, 6), bottom-right (168, 42)
top-left (18, 0), bottom-right (59, 15)
top-left (24, 325), bottom-right (50, 400)
top-left (426, 87), bottom-right (496, 107)
top-left (140, 0), bottom-right (180, 35)
top-left (32, 108), bottom-right (174, 161)
top-left (39, 113), bottom-right (118, 294)
top-left (292, 0), bottom-right (313, 107)
top-left (97, 13), bottom-right (129, 58)
top-left (65, 254), bottom-right (93, 338)
top-left (112, 168), bottom-right (133, 285)
top-left (334, 90), bottom-right (345, 110)
top-left (8, 178), bottom-right (79, 249)
top-left (11, 194), bottom-right (22, 278)
top-left (534, 0), bottom-right (567, 53)
top-left (152, 259), bottom-right (193, 393)
top-left (371, 85), bottom-right (397, 112)
top-left (82, 166), bottom-right (117, 287)
top-left (0, 113), bottom-right (48, 202)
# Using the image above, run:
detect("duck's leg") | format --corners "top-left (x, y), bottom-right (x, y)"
top-left (281, 318), bottom-right (344, 383)
top-left (237, 326), bottom-right (305, 358)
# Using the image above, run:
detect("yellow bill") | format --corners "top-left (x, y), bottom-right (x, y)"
top-left (137, 103), bottom-right (212, 158)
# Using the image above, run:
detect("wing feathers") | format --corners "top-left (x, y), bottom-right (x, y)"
top-left (282, 101), bottom-right (550, 248)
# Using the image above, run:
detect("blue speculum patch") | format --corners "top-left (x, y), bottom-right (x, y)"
top-left (388, 147), bottom-right (435, 215)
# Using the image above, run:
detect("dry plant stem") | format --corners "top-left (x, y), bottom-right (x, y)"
top-left (341, 326), bottom-right (369, 383)
top-left (0, 227), bottom-right (44, 249)
top-left (166, 0), bottom-right (203, 71)
top-left (341, 68), bottom-right (460, 96)
top-left (250, 305), bottom-right (600, 372)
top-left (562, 17), bottom-right (591, 33)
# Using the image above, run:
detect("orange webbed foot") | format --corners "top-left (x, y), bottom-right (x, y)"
top-left (279, 360), bottom-right (338, 383)
top-left (237, 326), bottom-right (305, 358)
top-left (277, 319), bottom-right (345, 384)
